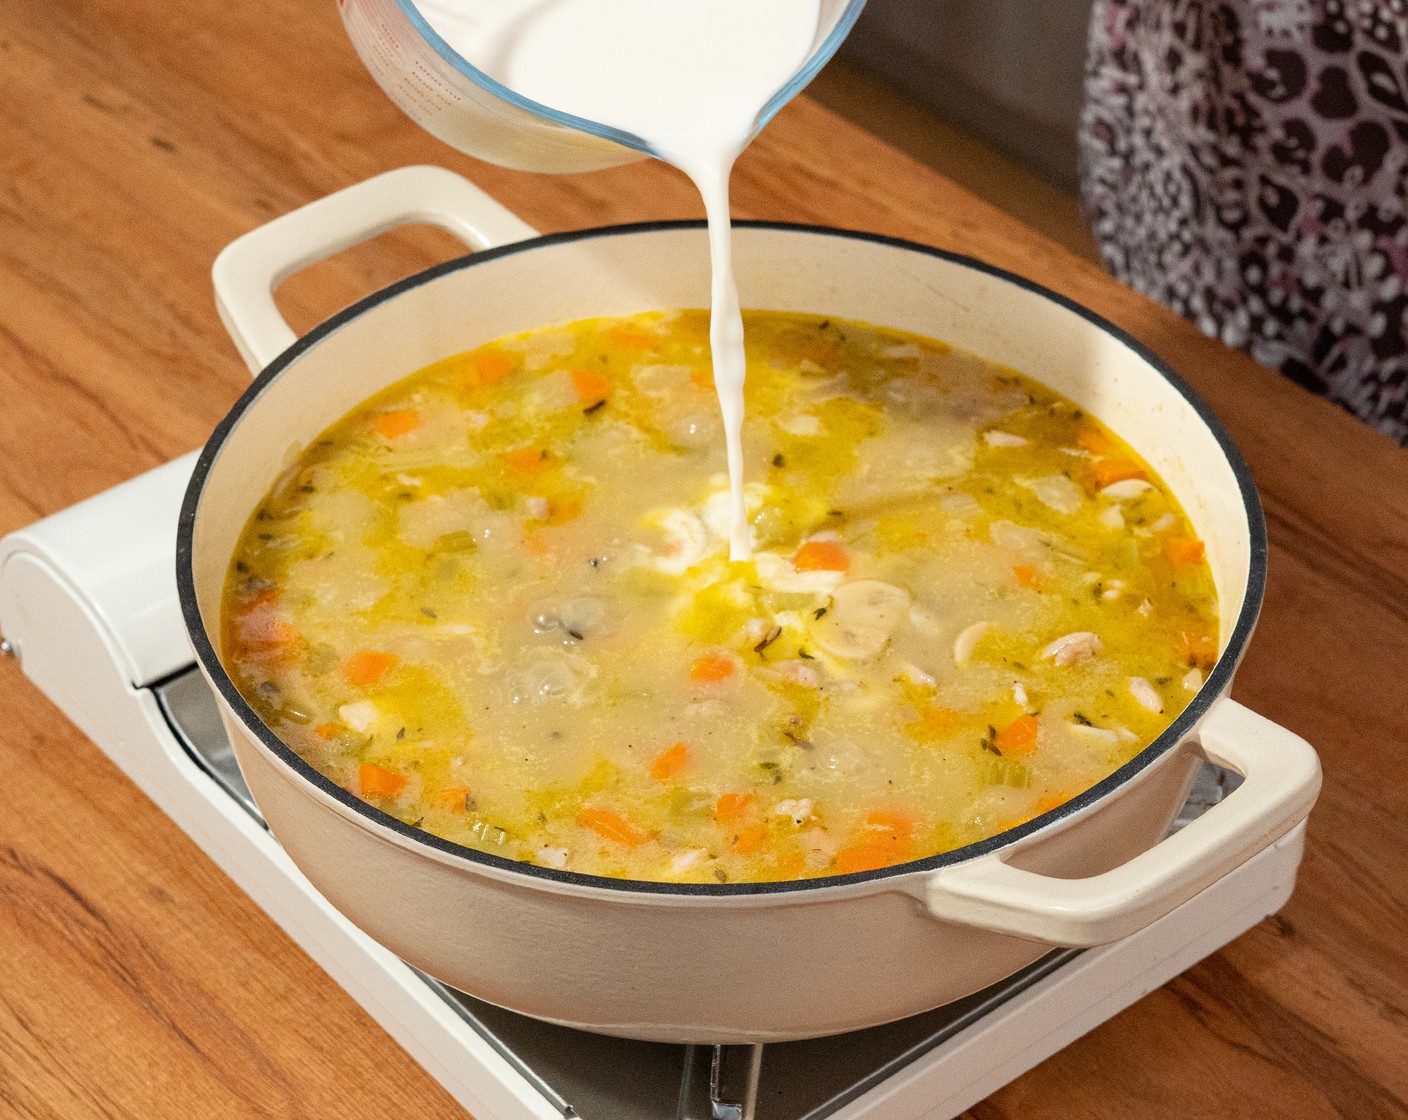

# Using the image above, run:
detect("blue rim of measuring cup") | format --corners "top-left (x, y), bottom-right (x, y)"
top-left (393, 0), bottom-right (869, 157)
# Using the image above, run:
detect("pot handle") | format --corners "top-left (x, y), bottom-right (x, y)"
top-left (212, 165), bottom-right (540, 373)
top-left (923, 698), bottom-right (1321, 946)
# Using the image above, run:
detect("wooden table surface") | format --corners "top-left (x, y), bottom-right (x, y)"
top-left (3, 2), bottom-right (1406, 1117)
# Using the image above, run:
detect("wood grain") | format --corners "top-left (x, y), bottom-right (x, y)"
top-left (1, 0), bottom-right (1405, 1117)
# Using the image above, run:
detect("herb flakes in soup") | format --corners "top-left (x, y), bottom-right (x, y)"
top-left (222, 310), bottom-right (1218, 883)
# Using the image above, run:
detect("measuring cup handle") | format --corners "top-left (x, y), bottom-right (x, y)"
top-left (923, 698), bottom-right (1321, 946)
top-left (212, 166), bottom-right (539, 373)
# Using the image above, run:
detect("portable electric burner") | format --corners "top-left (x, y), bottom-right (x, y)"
top-left (0, 454), bottom-right (1306, 1120)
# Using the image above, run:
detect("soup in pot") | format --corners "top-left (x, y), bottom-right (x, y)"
top-left (222, 310), bottom-right (1217, 883)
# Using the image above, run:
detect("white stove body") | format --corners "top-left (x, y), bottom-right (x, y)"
top-left (0, 457), bottom-right (1305, 1120)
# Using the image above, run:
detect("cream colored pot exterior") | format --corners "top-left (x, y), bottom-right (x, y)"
top-left (179, 168), bottom-right (1320, 1044)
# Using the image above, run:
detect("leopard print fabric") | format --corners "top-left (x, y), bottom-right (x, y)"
top-left (1080, 0), bottom-right (1408, 445)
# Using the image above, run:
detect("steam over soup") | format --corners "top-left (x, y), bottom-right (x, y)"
top-left (223, 310), bottom-right (1218, 883)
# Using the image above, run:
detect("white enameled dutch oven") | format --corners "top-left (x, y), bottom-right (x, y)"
top-left (178, 167), bottom-right (1321, 1044)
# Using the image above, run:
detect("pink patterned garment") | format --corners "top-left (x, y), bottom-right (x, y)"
top-left (1080, 0), bottom-right (1408, 445)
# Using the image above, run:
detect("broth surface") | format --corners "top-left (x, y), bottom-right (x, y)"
top-left (223, 310), bottom-right (1218, 882)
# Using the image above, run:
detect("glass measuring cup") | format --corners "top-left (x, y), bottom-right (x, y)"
top-left (339, 0), bottom-right (868, 172)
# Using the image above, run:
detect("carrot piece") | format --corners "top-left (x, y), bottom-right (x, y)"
top-left (995, 714), bottom-right (1039, 756)
top-left (650, 742), bottom-right (690, 781)
top-left (580, 808), bottom-right (650, 847)
top-left (908, 707), bottom-right (959, 741)
top-left (504, 447), bottom-right (549, 474)
top-left (546, 498), bottom-right (583, 525)
top-left (690, 652), bottom-right (736, 682)
top-left (835, 846), bottom-right (897, 874)
top-left (1075, 423), bottom-right (1118, 457)
top-left (359, 762), bottom-right (406, 800)
top-left (1177, 630), bottom-right (1217, 669)
top-left (731, 824), bottom-right (770, 855)
top-left (1012, 563), bottom-right (1041, 589)
top-left (1164, 537), bottom-right (1206, 565)
top-left (774, 850), bottom-right (806, 879)
top-left (1091, 457), bottom-right (1148, 489)
top-left (344, 650), bottom-right (397, 687)
top-left (792, 540), bottom-right (850, 572)
top-left (865, 809), bottom-right (915, 838)
top-left (435, 785), bottom-right (473, 810)
top-left (715, 793), bottom-right (754, 821)
top-left (467, 351), bottom-right (516, 388)
top-left (793, 338), bottom-right (841, 370)
top-left (313, 722), bottom-right (338, 741)
top-left (1007, 790), bottom-right (1079, 830)
top-left (607, 325), bottom-right (657, 349)
top-left (570, 368), bottom-right (611, 406)
top-left (245, 587), bottom-right (280, 610)
top-left (834, 810), bottom-right (917, 872)
top-left (375, 408), bottom-right (422, 439)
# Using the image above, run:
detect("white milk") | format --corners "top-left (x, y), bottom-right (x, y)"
top-left (412, 0), bottom-right (824, 560)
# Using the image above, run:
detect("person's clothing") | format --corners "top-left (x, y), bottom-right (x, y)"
top-left (1080, 0), bottom-right (1408, 445)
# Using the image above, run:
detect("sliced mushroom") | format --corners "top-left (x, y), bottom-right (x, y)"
top-left (1067, 722), bottom-right (1120, 747)
top-left (898, 661), bottom-right (938, 687)
top-left (984, 430), bottom-right (1028, 447)
top-left (1098, 504), bottom-right (1125, 530)
top-left (1100, 478), bottom-right (1154, 500)
top-left (1129, 676), bottom-right (1164, 713)
top-left (1021, 475), bottom-right (1085, 515)
top-left (811, 580), bottom-right (912, 660)
top-left (1041, 631), bottom-right (1103, 666)
top-left (953, 621), bottom-right (991, 668)
top-left (909, 606), bottom-right (944, 635)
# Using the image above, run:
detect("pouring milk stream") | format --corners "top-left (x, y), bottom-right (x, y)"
top-left (409, 0), bottom-right (825, 560)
